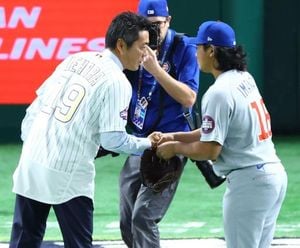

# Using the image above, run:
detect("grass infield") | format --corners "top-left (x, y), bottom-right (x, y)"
top-left (0, 135), bottom-right (299, 241)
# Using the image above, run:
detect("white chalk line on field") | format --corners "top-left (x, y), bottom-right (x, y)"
top-left (2, 220), bottom-right (300, 234)
top-left (1, 221), bottom-right (300, 248)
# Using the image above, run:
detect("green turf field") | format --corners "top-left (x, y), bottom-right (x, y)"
top-left (1, 135), bottom-right (300, 242)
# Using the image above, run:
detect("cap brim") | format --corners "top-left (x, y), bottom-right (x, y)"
top-left (187, 37), bottom-right (199, 45)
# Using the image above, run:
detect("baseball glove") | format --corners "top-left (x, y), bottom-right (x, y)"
top-left (194, 160), bottom-right (226, 188)
top-left (140, 148), bottom-right (184, 193)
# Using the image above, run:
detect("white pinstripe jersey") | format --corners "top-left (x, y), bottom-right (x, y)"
top-left (13, 49), bottom-right (134, 204)
top-left (200, 70), bottom-right (280, 176)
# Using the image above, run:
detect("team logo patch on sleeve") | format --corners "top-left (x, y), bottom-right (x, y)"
top-left (161, 62), bottom-right (171, 73)
top-left (202, 115), bottom-right (215, 134)
top-left (120, 107), bottom-right (128, 120)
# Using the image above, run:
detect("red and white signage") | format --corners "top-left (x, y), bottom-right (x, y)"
top-left (0, 0), bottom-right (138, 104)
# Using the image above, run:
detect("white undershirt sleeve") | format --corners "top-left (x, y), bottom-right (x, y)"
top-left (100, 131), bottom-right (151, 155)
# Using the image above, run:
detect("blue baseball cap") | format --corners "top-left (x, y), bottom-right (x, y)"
top-left (189, 21), bottom-right (236, 47)
top-left (138, 0), bottom-right (169, 17)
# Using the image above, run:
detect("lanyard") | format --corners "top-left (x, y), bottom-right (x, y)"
top-left (137, 67), bottom-right (156, 101)
top-left (137, 29), bottom-right (174, 101)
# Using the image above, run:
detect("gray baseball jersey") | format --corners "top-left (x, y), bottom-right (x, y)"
top-left (200, 70), bottom-right (280, 176)
top-left (200, 69), bottom-right (287, 248)
top-left (13, 49), bottom-right (149, 204)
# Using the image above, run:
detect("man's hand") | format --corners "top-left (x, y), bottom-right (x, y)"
top-left (149, 132), bottom-right (175, 147)
top-left (157, 133), bottom-right (175, 145)
top-left (156, 141), bottom-right (178, 160)
top-left (142, 45), bottom-right (161, 76)
top-left (148, 131), bottom-right (162, 148)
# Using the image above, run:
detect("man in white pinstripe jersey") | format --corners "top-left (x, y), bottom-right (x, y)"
top-left (9, 12), bottom-right (159, 248)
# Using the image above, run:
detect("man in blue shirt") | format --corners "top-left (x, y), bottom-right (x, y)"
top-left (119, 0), bottom-right (199, 247)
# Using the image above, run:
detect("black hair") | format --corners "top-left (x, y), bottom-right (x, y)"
top-left (204, 44), bottom-right (247, 71)
top-left (105, 11), bottom-right (151, 49)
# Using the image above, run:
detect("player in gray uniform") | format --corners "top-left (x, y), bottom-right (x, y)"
top-left (9, 12), bottom-right (159, 248)
top-left (156, 21), bottom-right (287, 248)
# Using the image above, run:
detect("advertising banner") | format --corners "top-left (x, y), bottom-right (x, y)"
top-left (0, 0), bottom-right (137, 104)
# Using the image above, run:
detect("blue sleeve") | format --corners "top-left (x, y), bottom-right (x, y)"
top-left (173, 36), bottom-right (200, 93)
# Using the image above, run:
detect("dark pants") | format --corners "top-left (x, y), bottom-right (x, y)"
top-left (119, 155), bottom-right (186, 248)
top-left (9, 194), bottom-right (93, 248)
